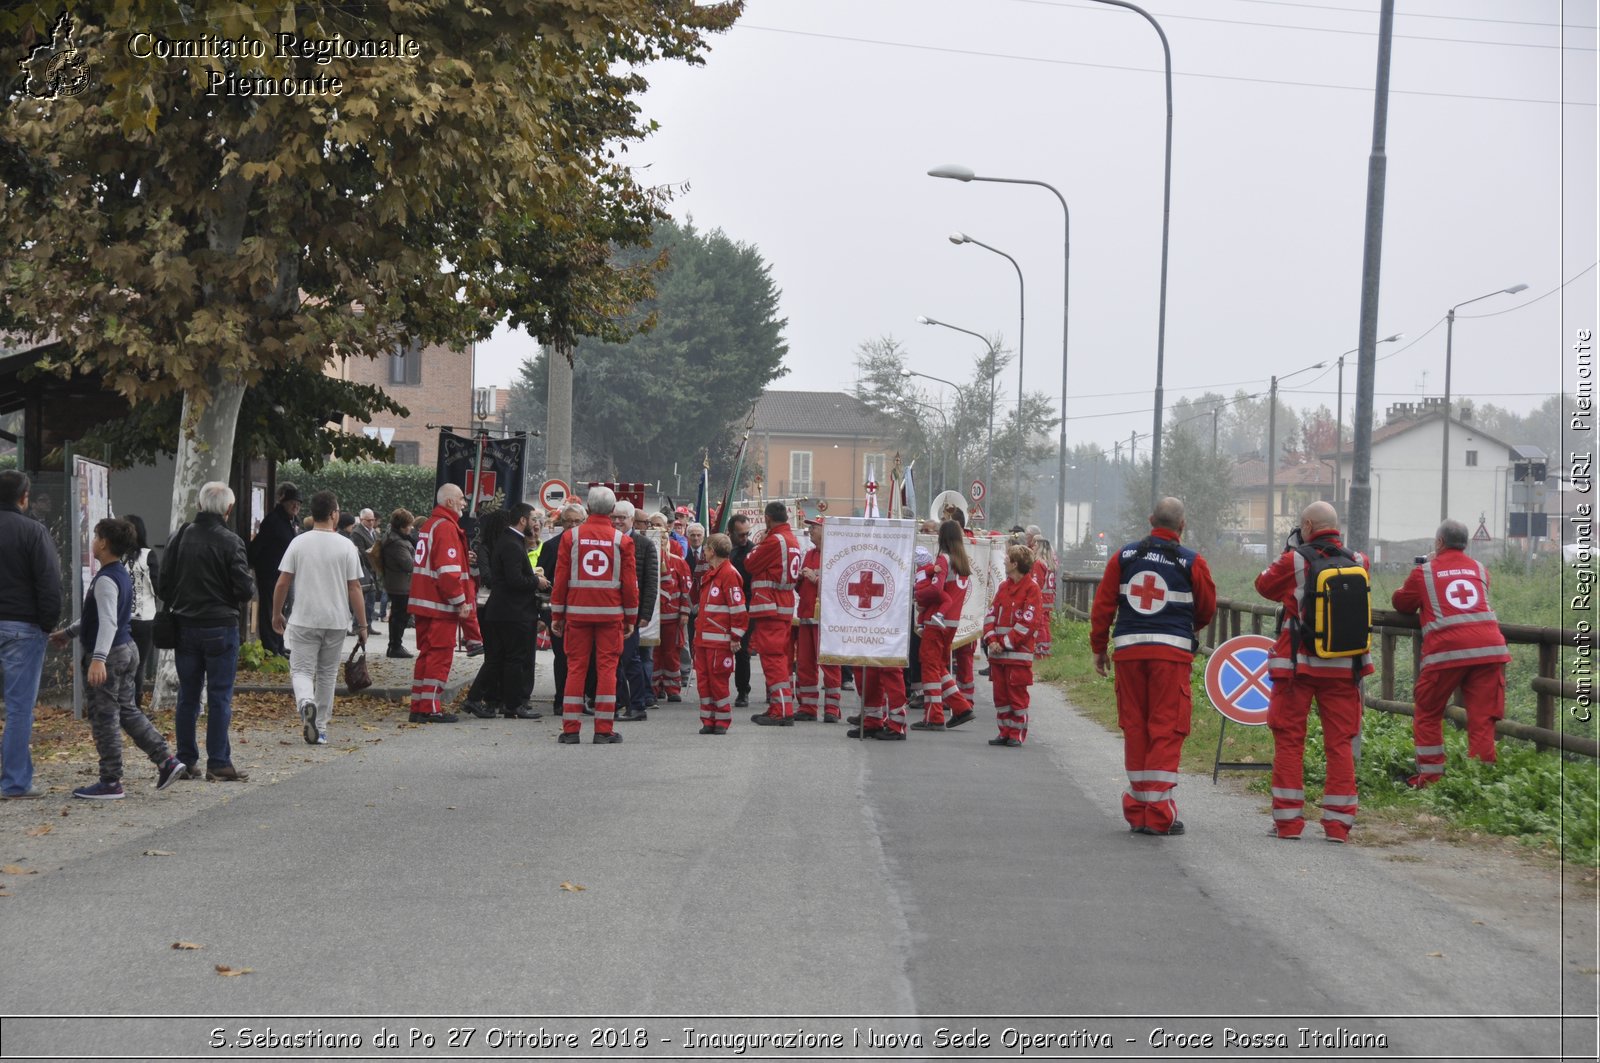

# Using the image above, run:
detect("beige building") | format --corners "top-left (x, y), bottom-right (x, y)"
top-left (750, 391), bottom-right (897, 517)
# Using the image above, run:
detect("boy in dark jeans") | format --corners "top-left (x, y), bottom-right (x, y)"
top-left (51, 518), bottom-right (185, 799)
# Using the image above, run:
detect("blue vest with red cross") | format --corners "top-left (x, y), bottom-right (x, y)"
top-left (1111, 536), bottom-right (1199, 655)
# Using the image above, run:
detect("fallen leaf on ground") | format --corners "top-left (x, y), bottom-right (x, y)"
top-left (0, 889), bottom-right (11, 896)
top-left (143, 850), bottom-right (175, 857)
top-left (1426, 951), bottom-right (1444, 958)
top-left (1, 865), bottom-right (38, 875)
top-left (215, 964), bottom-right (253, 976)
top-left (172, 941), bottom-right (203, 950)
top-left (559, 882), bottom-right (587, 892)
top-left (23, 825), bottom-right (51, 837)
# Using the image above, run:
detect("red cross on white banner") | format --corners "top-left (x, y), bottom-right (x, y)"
top-left (847, 570), bottom-right (886, 610)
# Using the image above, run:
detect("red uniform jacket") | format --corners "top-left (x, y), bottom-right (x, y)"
top-left (915, 553), bottom-right (969, 631)
top-left (1089, 527), bottom-right (1217, 663)
top-left (1391, 548), bottom-right (1509, 670)
top-left (550, 514), bottom-right (638, 627)
top-left (1254, 529), bottom-right (1373, 679)
top-left (795, 545), bottom-right (822, 626)
top-left (984, 574), bottom-right (1045, 664)
top-left (745, 521), bottom-right (802, 622)
top-left (409, 505), bottom-right (469, 620)
top-left (658, 552), bottom-right (692, 624)
top-left (696, 562), bottom-right (748, 649)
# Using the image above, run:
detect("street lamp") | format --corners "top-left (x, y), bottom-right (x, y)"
top-left (949, 231), bottom-right (1026, 526)
top-left (921, 320), bottom-right (992, 528)
top-left (1334, 332), bottom-right (1402, 509)
top-left (927, 165), bottom-right (1072, 594)
top-left (1266, 361), bottom-right (1326, 544)
top-left (909, 397), bottom-right (952, 495)
top-left (1441, 284), bottom-right (1528, 519)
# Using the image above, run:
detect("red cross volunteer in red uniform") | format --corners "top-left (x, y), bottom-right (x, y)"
top-left (1089, 497), bottom-right (1216, 836)
top-left (695, 533), bottom-right (747, 734)
top-left (1390, 518), bottom-right (1509, 785)
top-left (1255, 501), bottom-right (1372, 843)
top-left (983, 544), bottom-right (1046, 747)
top-left (746, 500), bottom-right (803, 726)
top-left (408, 484), bottom-right (472, 723)
top-left (911, 520), bottom-right (973, 730)
top-left (550, 485), bottom-right (638, 744)
top-left (793, 517), bottom-right (843, 722)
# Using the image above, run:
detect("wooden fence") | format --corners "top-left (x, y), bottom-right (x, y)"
top-left (1058, 574), bottom-right (1596, 759)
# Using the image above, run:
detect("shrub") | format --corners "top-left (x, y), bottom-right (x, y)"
top-left (278, 460), bottom-right (437, 522)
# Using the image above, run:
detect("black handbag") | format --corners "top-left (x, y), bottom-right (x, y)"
top-left (151, 523), bottom-right (189, 650)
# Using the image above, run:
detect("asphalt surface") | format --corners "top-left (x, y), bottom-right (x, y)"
top-left (2, 658), bottom-right (1594, 1062)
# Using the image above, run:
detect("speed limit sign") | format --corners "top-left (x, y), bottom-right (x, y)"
top-left (970, 479), bottom-right (986, 502)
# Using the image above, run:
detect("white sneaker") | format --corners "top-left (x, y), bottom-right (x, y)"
top-left (299, 699), bottom-right (318, 745)
top-left (315, 731), bottom-right (328, 746)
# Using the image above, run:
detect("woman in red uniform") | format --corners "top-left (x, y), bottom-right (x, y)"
top-left (983, 544), bottom-right (1045, 747)
top-left (911, 520), bottom-right (972, 730)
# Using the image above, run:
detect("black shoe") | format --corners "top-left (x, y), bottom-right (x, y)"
top-left (593, 732), bottom-right (623, 744)
top-left (987, 736), bottom-right (1020, 747)
top-left (734, 694), bottom-right (749, 708)
top-left (385, 647), bottom-right (415, 659)
top-left (752, 713), bottom-right (792, 726)
top-left (617, 708), bottom-right (648, 722)
top-left (846, 714), bottom-right (862, 725)
top-left (409, 711), bottom-right (459, 723)
top-left (698, 725), bottom-right (717, 735)
top-left (978, 667), bottom-right (991, 677)
top-left (846, 727), bottom-right (866, 738)
top-left (464, 641), bottom-right (485, 657)
top-left (1130, 825), bottom-right (1155, 835)
top-left (666, 694), bottom-right (682, 703)
top-left (502, 704), bottom-right (543, 720)
top-left (462, 700), bottom-right (497, 719)
top-left (909, 720), bottom-right (944, 731)
top-left (1150, 821), bottom-right (1185, 837)
top-left (875, 729), bottom-right (906, 741)
top-left (557, 732), bottom-right (580, 745)
top-left (945, 709), bottom-right (976, 728)
top-left (824, 714), bottom-right (841, 723)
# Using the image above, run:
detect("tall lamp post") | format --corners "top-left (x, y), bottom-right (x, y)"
top-left (927, 165), bottom-right (1071, 583)
top-left (1265, 361), bottom-right (1325, 545)
top-left (909, 398), bottom-right (952, 495)
top-left (949, 231), bottom-right (1025, 526)
top-left (909, 323), bottom-right (994, 522)
top-left (1080, 0), bottom-right (1172, 510)
top-left (1334, 332), bottom-right (1402, 509)
top-left (1441, 284), bottom-right (1527, 520)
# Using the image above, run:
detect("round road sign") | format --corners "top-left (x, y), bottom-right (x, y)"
top-left (539, 479), bottom-right (570, 513)
top-left (970, 479), bottom-right (986, 502)
top-left (1204, 633), bottom-right (1276, 726)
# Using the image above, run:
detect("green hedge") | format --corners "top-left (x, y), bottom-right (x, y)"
top-left (277, 460), bottom-right (437, 522)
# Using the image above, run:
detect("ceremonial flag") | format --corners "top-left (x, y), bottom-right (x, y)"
top-left (818, 516), bottom-right (917, 667)
top-left (695, 453), bottom-right (710, 528)
top-left (863, 463), bottom-right (880, 518)
top-left (715, 428), bottom-right (751, 533)
top-left (902, 460), bottom-right (917, 522)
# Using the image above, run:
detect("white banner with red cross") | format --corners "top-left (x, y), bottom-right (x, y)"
top-left (818, 516), bottom-right (917, 667)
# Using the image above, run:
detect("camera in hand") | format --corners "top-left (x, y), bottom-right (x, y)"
top-left (1413, 555), bottom-right (1427, 565)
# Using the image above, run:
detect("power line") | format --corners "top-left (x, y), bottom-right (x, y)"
top-left (1222, 0), bottom-right (1596, 32)
top-left (1008, 0), bottom-right (1596, 51)
top-left (736, 25), bottom-right (1597, 108)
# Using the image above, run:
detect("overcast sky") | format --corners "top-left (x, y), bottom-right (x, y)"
top-left (475, 0), bottom-right (1597, 456)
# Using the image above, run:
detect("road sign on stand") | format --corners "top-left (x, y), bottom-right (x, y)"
top-left (968, 503), bottom-right (986, 523)
top-left (970, 479), bottom-right (986, 502)
top-left (539, 478), bottom-right (570, 513)
top-left (1203, 633), bottom-right (1277, 783)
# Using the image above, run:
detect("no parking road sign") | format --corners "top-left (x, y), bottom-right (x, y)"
top-left (1204, 633), bottom-right (1276, 727)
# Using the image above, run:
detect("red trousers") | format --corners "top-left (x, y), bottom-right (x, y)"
top-left (794, 625), bottom-right (841, 720)
top-left (1113, 658), bottom-right (1192, 832)
top-left (990, 661), bottom-right (1033, 742)
top-left (562, 622), bottom-right (623, 735)
top-left (694, 645), bottom-right (735, 730)
top-left (652, 621), bottom-right (683, 698)
top-left (918, 627), bottom-right (963, 725)
top-left (750, 618), bottom-right (795, 719)
top-left (953, 641), bottom-right (977, 701)
top-left (861, 666), bottom-right (907, 734)
top-left (1268, 674), bottom-right (1362, 840)
top-left (1413, 662), bottom-right (1504, 777)
top-left (457, 578), bottom-right (482, 645)
top-left (410, 616), bottom-right (458, 716)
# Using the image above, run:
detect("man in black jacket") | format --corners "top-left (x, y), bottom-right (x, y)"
top-left (614, 501), bottom-right (657, 721)
top-left (248, 482), bottom-right (300, 656)
top-left (727, 514), bottom-right (755, 708)
top-left (0, 471), bottom-right (63, 799)
top-left (462, 504), bottom-right (545, 719)
top-left (160, 481), bottom-right (255, 781)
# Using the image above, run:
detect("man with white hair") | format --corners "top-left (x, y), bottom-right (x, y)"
top-left (551, 485), bottom-right (638, 743)
top-left (407, 483), bottom-right (472, 723)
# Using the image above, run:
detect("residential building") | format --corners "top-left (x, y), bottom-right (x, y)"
top-left (749, 391), bottom-right (897, 518)
top-left (1231, 457), bottom-right (1335, 546)
top-left (331, 340), bottom-right (476, 465)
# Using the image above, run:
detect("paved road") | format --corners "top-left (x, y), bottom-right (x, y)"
top-left (2, 663), bottom-right (1593, 1061)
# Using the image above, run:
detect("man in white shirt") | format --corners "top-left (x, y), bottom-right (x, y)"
top-left (273, 490), bottom-right (367, 745)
